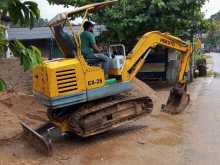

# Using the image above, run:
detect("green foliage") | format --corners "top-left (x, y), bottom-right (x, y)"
top-left (9, 41), bottom-right (43, 71)
top-left (0, 25), bottom-right (7, 56)
top-left (203, 11), bottom-right (220, 50)
top-left (211, 11), bottom-right (220, 21)
top-left (48, 0), bottom-right (209, 49)
top-left (0, 0), bottom-right (42, 89)
top-left (0, 29), bottom-right (43, 71)
top-left (193, 49), bottom-right (205, 65)
top-left (0, 0), bottom-right (42, 71)
top-left (0, 79), bottom-right (7, 91)
top-left (0, 0), bottom-right (40, 28)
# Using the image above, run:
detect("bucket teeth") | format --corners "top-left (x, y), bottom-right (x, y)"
top-left (21, 122), bottom-right (55, 156)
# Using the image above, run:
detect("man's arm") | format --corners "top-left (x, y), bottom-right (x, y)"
top-left (89, 33), bottom-right (102, 53)
top-left (92, 44), bottom-right (102, 53)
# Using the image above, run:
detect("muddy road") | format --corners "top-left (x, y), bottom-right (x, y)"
top-left (1, 53), bottom-right (220, 165)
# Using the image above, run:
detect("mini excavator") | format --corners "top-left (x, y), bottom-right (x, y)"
top-left (21, 0), bottom-right (192, 156)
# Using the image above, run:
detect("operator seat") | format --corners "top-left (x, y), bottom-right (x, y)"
top-left (86, 57), bottom-right (103, 66)
top-left (54, 25), bottom-right (76, 58)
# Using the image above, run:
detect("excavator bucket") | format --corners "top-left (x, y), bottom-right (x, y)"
top-left (21, 122), bottom-right (57, 156)
top-left (161, 82), bottom-right (190, 114)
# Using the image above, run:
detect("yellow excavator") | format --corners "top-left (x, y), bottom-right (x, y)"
top-left (21, 0), bottom-right (192, 156)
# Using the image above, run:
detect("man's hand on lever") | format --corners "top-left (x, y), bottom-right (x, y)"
top-left (92, 44), bottom-right (103, 53)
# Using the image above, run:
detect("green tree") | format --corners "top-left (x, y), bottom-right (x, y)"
top-left (203, 11), bottom-right (220, 50)
top-left (0, 0), bottom-right (43, 91)
top-left (0, 0), bottom-right (40, 28)
top-left (47, 0), bottom-right (209, 49)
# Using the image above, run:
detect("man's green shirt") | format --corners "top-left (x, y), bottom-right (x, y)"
top-left (80, 31), bottom-right (96, 58)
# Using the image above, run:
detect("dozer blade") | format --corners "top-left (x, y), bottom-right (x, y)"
top-left (21, 122), bottom-right (57, 156)
top-left (161, 82), bottom-right (190, 115)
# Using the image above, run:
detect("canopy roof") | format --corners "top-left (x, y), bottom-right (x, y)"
top-left (48, 0), bottom-right (118, 26)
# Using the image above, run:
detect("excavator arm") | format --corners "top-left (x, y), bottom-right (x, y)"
top-left (121, 31), bottom-right (192, 114)
top-left (161, 49), bottom-right (192, 114)
top-left (121, 31), bottom-right (192, 81)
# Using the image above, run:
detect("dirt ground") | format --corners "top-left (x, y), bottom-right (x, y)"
top-left (0, 58), bottom-right (47, 141)
top-left (0, 56), bottom-right (219, 165)
top-left (0, 58), bottom-right (32, 95)
top-left (0, 58), bottom-right (170, 165)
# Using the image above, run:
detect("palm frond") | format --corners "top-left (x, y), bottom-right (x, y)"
top-left (0, 38), bottom-right (8, 46)
top-left (6, 0), bottom-right (40, 28)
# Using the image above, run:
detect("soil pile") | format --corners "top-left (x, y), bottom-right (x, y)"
top-left (0, 91), bottom-right (47, 141)
top-left (0, 101), bottom-right (22, 141)
top-left (132, 78), bottom-right (164, 114)
top-left (0, 58), bottom-right (32, 94)
top-left (132, 78), bottom-right (157, 99)
top-left (0, 91), bottom-right (47, 126)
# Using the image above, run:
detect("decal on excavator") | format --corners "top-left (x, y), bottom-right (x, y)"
top-left (88, 78), bottom-right (103, 86)
top-left (160, 38), bottom-right (176, 47)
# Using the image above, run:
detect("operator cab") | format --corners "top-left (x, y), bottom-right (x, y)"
top-left (47, 0), bottom-right (124, 79)
top-left (50, 23), bottom-right (126, 78)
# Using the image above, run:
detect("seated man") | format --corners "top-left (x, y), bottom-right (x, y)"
top-left (80, 21), bottom-right (110, 78)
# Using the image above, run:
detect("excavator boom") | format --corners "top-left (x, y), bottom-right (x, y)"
top-left (118, 31), bottom-right (192, 114)
top-left (119, 31), bottom-right (192, 82)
